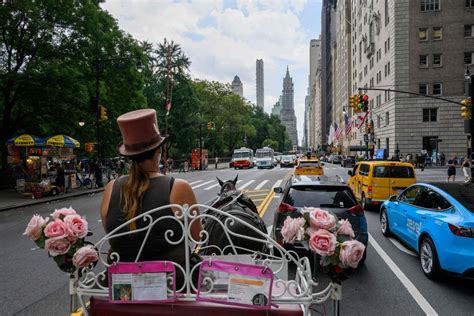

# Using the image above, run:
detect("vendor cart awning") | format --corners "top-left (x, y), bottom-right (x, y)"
top-left (7, 134), bottom-right (45, 146)
top-left (45, 135), bottom-right (80, 148)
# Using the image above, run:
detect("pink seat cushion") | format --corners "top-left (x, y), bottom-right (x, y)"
top-left (90, 296), bottom-right (303, 316)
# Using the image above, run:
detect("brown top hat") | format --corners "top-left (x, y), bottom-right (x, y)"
top-left (117, 109), bottom-right (167, 156)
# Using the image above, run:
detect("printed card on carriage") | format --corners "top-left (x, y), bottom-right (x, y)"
top-left (108, 261), bottom-right (176, 304)
top-left (196, 259), bottom-right (274, 310)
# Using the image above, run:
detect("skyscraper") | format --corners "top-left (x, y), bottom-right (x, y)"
top-left (256, 59), bottom-right (264, 109)
top-left (231, 75), bottom-right (243, 97)
top-left (279, 67), bottom-right (298, 147)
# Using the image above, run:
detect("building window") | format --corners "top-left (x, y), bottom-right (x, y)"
top-left (421, 0), bottom-right (440, 12)
top-left (465, 52), bottom-right (473, 65)
top-left (419, 55), bottom-right (428, 67)
top-left (419, 28), bottom-right (428, 41)
top-left (385, 112), bottom-right (389, 126)
top-left (419, 83), bottom-right (428, 95)
top-left (387, 37), bottom-right (390, 50)
top-left (466, 0), bottom-right (474, 8)
top-left (433, 27), bottom-right (443, 40)
top-left (384, 40), bottom-right (387, 53)
top-left (433, 54), bottom-right (442, 67)
top-left (464, 25), bottom-right (474, 37)
top-left (433, 82), bottom-right (443, 95)
top-left (364, 65), bottom-right (368, 76)
top-left (386, 138), bottom-right (390, 155)
top-left (377, 116), bottom-right (381, 128)
top-left (423, 108), bottom-right (438, 122)
top-left (388, 62), bottom-right (391, 75)
top-left (377, 139), bottom-right (381, 149)
top-left (384, 64), bottom-right (388, 77)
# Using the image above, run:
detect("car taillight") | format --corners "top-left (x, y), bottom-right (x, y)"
top-left (448, 223), bottom-right (473, 238)
top-left (347, 204), bottom-right (364, 215)
top-left (367, 186), bottom-right (372, 197)
top-left (278, 202), bottom-right (297, 213)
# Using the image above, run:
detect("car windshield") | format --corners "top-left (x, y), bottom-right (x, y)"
top-left (284, 186), bottom-right (357, 208)
top-left (299, 161), bottom-right (320, 168)
top-left (256, 150), bottom-right (272, 158)
top-left (233, 152), bottom-right (250, 159)
top-left (282, 155), bottom-right (293, 160)
top-left (427, 183), bottom-right (474, 213)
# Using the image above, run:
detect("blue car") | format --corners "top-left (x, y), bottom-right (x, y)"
top-left (380, 183), bottom-right (474, 280)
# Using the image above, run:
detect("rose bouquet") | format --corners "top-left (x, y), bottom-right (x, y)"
top-left (24, 207), bottom-right (99, 273)
top-left (281, 207), bottom-right (366, 282)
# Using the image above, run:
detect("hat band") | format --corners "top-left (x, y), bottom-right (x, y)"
top-left (123, 134), bottom-right (163, 152)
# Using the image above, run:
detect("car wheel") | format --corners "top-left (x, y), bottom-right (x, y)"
top-left (380, 208), bottom-right (391, 237)
top-left (51, 188), bottom-right (59, 196)
top-left (419, 238), bottom-right (441, 280)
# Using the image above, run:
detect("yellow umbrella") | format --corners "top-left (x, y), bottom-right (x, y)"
top-left (45, 135), bottom-right (80, 148)
top-left (7, 134), bottom-right (45, 146)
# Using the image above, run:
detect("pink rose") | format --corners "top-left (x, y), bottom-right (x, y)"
top-left (23, 214), bottom-right (49, 241)
top-left (309, 229), bottom-right (337, 256)
top-left (44, 219), bottom-right (68, 238)
top-left (73, 245), bottom-right (99, 268)
top-left (45, 237), bottom-right (71, 256)
top-left (339, 240), bottom-right (366, 268)
top-left (337, 219), bottom-right (355, 238)
top-left (63, 214), bottom-right (88, 239)
top-left (281, 217), bottom-right (306, 244)
top-left (306, 207), bottom-right (336, 230)
top-left (51, 207), bottom-right (77, 220)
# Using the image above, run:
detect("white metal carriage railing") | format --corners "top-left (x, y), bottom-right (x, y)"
top-left (70, 203), bottom-right (341, 316)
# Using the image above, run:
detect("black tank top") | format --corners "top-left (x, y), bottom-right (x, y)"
top-left (106, 175), bottom-right (185, 263)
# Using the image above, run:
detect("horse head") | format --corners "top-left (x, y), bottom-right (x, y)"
top-left (217, 175), bottom-right (238, 196)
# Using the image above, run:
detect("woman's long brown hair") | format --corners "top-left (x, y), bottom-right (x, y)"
top-left (121, 147), bottom-right (158, 230)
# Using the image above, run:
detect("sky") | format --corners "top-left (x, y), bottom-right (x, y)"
top-left (101, 0), bottom-right (322, 145)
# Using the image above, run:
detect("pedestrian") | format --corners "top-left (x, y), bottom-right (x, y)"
top-left (215, 156), bottom-right (219, 169)
top-left (447, 156), bottom-right (457, 182)
top-left (99, 108), bottom-right (201, 287)
top-left (462, 157), bottom-right (471, 183)
top-left (168, 158), bottom-right (174, 173)
top-left (95, 161), bottom-right (104, 188)
top-left (417, 154), bottom-right (425, 171)
top-left (440, 152), bottom-right (446, 166)
top-left (55, 163), bottom-right (66, 193)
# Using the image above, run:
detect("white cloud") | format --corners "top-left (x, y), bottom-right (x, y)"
top-left (101, 0), bottom-right (317, 145)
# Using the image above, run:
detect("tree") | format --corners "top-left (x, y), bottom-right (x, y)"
top-left (262, 139), bottom-right (279, 150)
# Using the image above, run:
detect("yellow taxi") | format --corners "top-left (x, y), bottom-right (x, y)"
top-left (294, 156), bottom-right (325, 176)
top-left (347, 161), bottom-right (416, 210)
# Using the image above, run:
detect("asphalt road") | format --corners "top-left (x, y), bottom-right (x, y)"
top-left (1, 164), bottom-right (473, 315)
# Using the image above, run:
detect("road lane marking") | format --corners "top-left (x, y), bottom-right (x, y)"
top-left (272, 179), bottom-right (283, 188)
top-left (189, 180), bottom-right (202, 186)
top-left (238, 180), bottom-right (255, 190)
top-left (254, 180), bottom-right (269, 190)
top-left (257, 191), bottom-right (275, 216)
top-left (204, 183), bottom-right (220, 190)
top-left (388, 237), bottom-right (417, 257)
top-left (191, 180), bottom-right (214, 189)
top-left (246, 193), bottom-right (270, 197)
top-left (368, 234), bottom-right (438, 315)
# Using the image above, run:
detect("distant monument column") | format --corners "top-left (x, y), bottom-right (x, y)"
top-left (256, 59), bottom-right (264, 109)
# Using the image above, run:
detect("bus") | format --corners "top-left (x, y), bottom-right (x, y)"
top-left (232, 147), bottom-right (254, 169)
top-left (255, 147), bottom-right (275, 169)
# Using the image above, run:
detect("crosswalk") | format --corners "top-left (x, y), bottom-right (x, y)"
top-left (188, 178), bottom-right (285, 192)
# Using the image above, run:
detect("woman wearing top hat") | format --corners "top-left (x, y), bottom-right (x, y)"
top-left (100, 109), bottom-right (202, 285)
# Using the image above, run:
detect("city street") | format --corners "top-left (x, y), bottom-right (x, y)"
top-left (2, 164), bottom-right (472, 315)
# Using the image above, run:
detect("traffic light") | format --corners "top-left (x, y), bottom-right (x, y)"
top-left (362, 94), bottom-right (369, 112)
top-left (460, 97), bottom-right (471, 120)
top-left (99, 105), bottom-right (108, 122)
top-left (358, 94), bottom-right (364, 111)
top-left (350, 95), bottom-right (359, 112)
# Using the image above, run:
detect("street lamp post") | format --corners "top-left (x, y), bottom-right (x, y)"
top-left (465, 66), bottom-right (474, 182)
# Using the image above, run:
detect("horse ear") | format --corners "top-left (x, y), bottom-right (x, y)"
top-left (233, 175), bottom-right (238, 185)
top-left (217, 177), bottom-right (224, 187)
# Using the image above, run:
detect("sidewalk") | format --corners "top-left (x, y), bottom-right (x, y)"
top-left (0, 187), bottom-right (105, 212)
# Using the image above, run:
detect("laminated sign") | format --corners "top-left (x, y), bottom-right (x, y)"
top-left (197, 259), bottom-right (274, 309)
top-left (108, 261), bottom-right (176, 304)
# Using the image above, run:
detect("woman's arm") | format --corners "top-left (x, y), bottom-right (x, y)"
top-left (100, 180), bottom-right (115, 231)
top-left (170, 179), bottom-right (202, 242)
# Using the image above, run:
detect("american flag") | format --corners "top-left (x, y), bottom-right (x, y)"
top-left (345, 115), bottom-right (353, 136)
top-left (335, 124), bottom-right (343, 140)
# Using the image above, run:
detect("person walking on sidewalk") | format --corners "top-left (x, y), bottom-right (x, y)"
top-left (462, 157), bottom-right (471, 183)
top-left (447, 156), bottom-right (457, 182)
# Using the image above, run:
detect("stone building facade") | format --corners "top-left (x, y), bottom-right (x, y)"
top-left (231, 75), bottom-right (243, 98)
top-left (343, 0), bottom-right (474, 158)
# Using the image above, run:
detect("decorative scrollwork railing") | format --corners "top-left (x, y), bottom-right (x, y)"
top-left (71, 203), bottom-right (341, 315)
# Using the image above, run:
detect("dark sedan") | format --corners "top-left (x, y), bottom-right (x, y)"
top-left (341, 156), bottom-right (356, 168)
top-left (272, 176), bottom-right (368, 264)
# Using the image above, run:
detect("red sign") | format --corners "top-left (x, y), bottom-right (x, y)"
top-left (28, 148), bottom-right (43, 156)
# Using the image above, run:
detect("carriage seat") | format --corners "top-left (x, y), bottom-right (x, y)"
top-left (90, 296), bottom-right (303, 316)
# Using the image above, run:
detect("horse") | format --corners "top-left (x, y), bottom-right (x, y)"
top-left (199, 175), bottom-right (269, 256)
